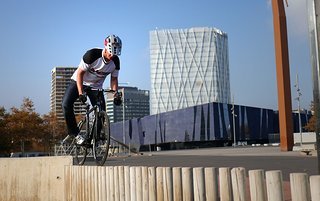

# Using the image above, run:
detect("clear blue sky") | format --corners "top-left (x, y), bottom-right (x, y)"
top-left (0, 0), bottom-right (312, 115)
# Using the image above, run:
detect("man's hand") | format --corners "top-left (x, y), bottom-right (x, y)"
top-left (79, 94), bottom-right (87, 104)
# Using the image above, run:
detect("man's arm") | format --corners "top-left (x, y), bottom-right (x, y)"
top-left (76, 68), bottom-right (86, 95)
top-left (110, 76), bottom-right (119, 92)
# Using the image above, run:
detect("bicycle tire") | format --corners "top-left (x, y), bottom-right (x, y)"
top-left (74, 119), bottom-right (88, 165)
top-left (93, 111), bottom-right (110, 166)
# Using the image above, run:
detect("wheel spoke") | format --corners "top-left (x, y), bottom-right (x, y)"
top-left (93, 111), bottom-right (110, 166)
top-left (75, 119), bottom-right (88, 165)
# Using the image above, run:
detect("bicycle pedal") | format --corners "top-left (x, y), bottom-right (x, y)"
top-left (75, 135), bottom-right (86, 145)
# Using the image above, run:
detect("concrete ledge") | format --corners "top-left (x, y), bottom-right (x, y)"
top-left (293, 143), bottom-right (318, 156)
top-left (0, 156), bottom-right (73, 201)
top-left (311, 150), bottom-right (318, 156)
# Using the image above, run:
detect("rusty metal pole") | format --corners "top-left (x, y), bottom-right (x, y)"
top-left (271, 0), bottom-right (294, 151)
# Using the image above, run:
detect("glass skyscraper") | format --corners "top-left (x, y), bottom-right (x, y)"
top-left (106, 86), bottom-right (150, 123)
top-left (150, 27), bottom-right (230, 115)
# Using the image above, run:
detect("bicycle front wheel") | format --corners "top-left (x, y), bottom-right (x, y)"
top-left (93, 111), bottom-right (111, 166)
top-left (75, 119), bottom-right (88, 165)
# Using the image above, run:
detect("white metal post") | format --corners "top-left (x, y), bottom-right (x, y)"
top-left (122, 87), bottom-right (125, 145)
top-left (231, 95), bottom-right (237, 147)
top-left (295, 74), bottom-right (303, 146)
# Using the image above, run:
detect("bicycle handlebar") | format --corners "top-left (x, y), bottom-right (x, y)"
top-left (103, 89), bottom-right (116, 93)
top-left (88, 88), bottom-right (116, 93)
top-left (103, 89), bottom-right (122, 97)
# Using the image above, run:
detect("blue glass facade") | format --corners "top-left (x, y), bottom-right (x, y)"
top-left (110, 102), bottom-right (275, 149)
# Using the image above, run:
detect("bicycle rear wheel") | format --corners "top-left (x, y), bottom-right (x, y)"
top-left (75, 119), bottom-right (88, 165)
top-left (93, 111), bottom-right (111, 166)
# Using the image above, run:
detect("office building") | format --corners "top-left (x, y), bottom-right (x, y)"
top-left (106, 86), bottom-right (150, 123)
top-left (150, 27), bottom-right (230, 114)
top-left (50, 67), bottom-right (85, 122)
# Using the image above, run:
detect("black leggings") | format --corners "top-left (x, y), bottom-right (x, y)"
top-left (62, 81), bottom-right (106, 135)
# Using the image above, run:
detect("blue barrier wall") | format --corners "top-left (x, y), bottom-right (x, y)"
top-left (110, 102), bottom-right (274, 149)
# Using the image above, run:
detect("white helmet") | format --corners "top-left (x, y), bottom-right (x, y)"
top-left (104, 34), bottom-right (122, 56)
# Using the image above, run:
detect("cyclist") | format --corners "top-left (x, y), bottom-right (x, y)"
top-left (62, 34), bottom-right (122, 144)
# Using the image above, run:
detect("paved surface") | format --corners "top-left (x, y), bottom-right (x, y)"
top-left (85, 146), bottom-right (319, 181)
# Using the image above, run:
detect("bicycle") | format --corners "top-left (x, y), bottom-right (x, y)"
top-left (72, 89), bottom-right (119, 166)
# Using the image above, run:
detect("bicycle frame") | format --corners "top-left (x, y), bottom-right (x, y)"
top-left (84, 104), bottom-right (99, 143)
top-left (74, 88), bottom-right (115, 165)
top-left (81, 89), bottom-right (112, 139)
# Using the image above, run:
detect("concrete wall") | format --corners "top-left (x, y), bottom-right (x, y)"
top-left (293, 132), bottom-right (316, 144)
top-left (0, 156), bottom-right (73, 201)
top-left (1, 156), bottom-right (319, 200)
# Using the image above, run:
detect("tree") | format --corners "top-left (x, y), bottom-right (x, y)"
top-left (5, 97), bottom-right (45, 152)
top-left (0, 107), bottom-right (10, 154)
top-left (42, 111), bottom-right (67, 151)
top-left (0, 106), bottom-right (7, 134)
top-left (304, 115), bottom-right (316, 132)
top-left (304, 101), bottom-right (315, 132)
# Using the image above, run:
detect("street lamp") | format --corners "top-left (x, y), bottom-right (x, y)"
top-left (122, 87), bottom-right (125, 144)
top-left (231, 95), bottom-right (237, 147)
top-left (294, 74), bottom-right (303, 147)
top-left (119, 82), bottom-right (129, 145)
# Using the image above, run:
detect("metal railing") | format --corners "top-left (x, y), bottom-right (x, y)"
top-left (54, 136), bottom-right (139, 157)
